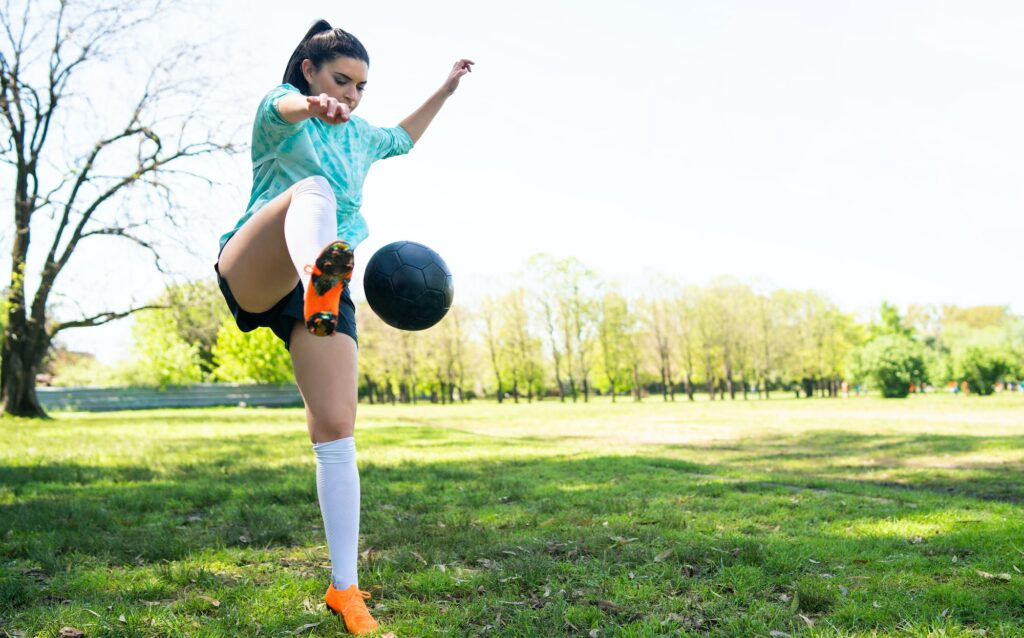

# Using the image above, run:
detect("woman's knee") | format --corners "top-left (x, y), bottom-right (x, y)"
top-left (292, 175), bottom-right (336, 207)
top-left (308, 414), bottom-right (356, 443)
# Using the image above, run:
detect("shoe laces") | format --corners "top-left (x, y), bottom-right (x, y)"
top-left (342, 588), bottom-right (373, 614)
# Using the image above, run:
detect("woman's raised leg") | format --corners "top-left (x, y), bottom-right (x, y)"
top-left (218, 176), bottom-right (338, 314)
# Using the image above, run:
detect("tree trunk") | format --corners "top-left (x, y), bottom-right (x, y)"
top-left (632, 363), bottom-right (641, 402)
top-left (2, 182), bottom-right (48, 418)
top-left (1, 327), bottom-right (47, 418)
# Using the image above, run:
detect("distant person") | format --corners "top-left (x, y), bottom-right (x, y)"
top-left (214, 20), bottom-right (473, 634)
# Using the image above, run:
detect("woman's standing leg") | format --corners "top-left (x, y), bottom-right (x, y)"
top-left (289, 323), bottom-right (363, 586)
top-left (290, 324), bottom-right (378, 633)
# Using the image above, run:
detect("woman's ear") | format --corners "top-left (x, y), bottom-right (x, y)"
top-left (301, 59), bottom-right (314, 85)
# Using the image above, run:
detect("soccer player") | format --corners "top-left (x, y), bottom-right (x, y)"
top-left (214, 20), bottom-right (473, 634)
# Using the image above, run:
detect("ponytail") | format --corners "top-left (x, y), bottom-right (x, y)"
top-left (282, 19), bottom-right (370, 95)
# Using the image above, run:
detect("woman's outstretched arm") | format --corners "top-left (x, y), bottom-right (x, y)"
top-left (399, 58), bottom-right (474, 144)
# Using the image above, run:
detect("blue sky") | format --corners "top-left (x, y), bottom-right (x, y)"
top-left (29, 0), bottom-right (1024, 361)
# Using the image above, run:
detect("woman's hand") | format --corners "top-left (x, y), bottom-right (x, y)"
top-left (442, 59), bottom-right (475, 96)
top-left (306, 93), bottom-right (351, 125)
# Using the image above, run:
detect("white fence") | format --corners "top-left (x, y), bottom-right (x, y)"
top-left (37, 383), bottom-right (302, 412)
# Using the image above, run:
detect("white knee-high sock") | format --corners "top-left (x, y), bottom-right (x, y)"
top-left (283, 176), bottom-right (338, 290)
top-left (312, 436), bottom-right (361, 590)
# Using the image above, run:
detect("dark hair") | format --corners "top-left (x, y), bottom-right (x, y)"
top-left (282, 20), bottom-right (370, 95)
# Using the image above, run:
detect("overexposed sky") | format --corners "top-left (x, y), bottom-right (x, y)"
top-left (34, 0), bottom-right (1024, 361)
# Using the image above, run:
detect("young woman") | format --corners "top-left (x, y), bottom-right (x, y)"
top-left (214, 20), bottom-right (473, 634)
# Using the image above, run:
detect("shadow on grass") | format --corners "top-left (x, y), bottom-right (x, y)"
top-left (667, 429), bottom-right (1024, 504)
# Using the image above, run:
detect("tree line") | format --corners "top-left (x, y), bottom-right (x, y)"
top-left (45, 254), bottom-right (1024, 402)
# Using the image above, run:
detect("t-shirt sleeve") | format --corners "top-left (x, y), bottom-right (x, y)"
top-left (255, 84), bottom-right (304, 142)
top-left (365, 124), bottom-right (414, 161)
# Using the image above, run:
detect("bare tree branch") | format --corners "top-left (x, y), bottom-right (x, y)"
top-left (50, 303), bottom-right (165, 335)
top-left (80, 224), bottom-right (169, 273)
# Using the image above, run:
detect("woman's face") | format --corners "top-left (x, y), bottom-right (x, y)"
top-left (302, 56), bottom-right (368, 112)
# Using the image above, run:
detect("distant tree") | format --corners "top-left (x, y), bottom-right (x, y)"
top-left (847, 335), bottom-right (927, 398)
top-left (641, 292), bottom-right (675, 401)
top-left (596, 290), bottom-right (632, 402)
top-left (672, 287), bottom-right (699, 401)
top-left (527, 254), bottom-right (567, 400)
top-left (954, 344), bottom-right (1013, 396)
top-left (162, 280), bottom-right (230, 376)
top-left (0, 0), bottom-right (237, 416)
top-left (211, 322), bottom-right (292, 385)
top-left (870, 301), bottom-right (914, 340)
top-left (480, 295), bottom-right (507, 402)
top-left (126, 308), bottom-right (204, 388)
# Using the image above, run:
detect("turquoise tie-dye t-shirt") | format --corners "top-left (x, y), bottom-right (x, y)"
top-left (219, 83), bottom-right (414, 252)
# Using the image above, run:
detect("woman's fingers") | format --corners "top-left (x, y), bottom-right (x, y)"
top-left (305, 94), bottom-right (350, 124)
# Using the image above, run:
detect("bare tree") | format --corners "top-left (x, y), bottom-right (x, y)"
top-left (0, 0), bottom-right (238, 416)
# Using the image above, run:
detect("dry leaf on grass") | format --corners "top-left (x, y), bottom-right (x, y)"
top-left (291, 621), bottom-right (322, 634)
top-left (977, 570), bottom-right (1012, 581)
top-left (595, 599), bottom-right (621, 612)
top-left (59, 629), bottom-right (85, 638)
top-left (769, 631), bottom-right (792, 638)
top-left (199, 595), bottom-right (220, 608)
top-left (654, 549), bottom-right (672, 562)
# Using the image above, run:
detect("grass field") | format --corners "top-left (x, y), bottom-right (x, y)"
top-left (2, 394), bottom-right (1024, 637)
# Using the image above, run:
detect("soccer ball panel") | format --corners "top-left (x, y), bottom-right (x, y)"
top-left (367, 249), bottom-right (402, 277)
top-left (392, 265), bottom-right (426, 303)
top-left (422, 263), bottom-right (447, 291)
top-left (397, 242), bottom-right (434, 269)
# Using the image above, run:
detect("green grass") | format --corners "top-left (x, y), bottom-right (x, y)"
top-left (2, 394), bottom-right (1024, 637)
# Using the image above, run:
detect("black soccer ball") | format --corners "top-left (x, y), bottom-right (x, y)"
top-left (363, 241), bottom-right (454, 331)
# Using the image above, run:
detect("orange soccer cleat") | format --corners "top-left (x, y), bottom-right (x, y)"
top-left (324, 583), bottom-right (380, 634)
top-left (304, 240), bottom-right (354, 337)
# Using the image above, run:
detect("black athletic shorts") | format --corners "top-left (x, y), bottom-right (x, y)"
top-left (214, 237), bottom-right (357, 350)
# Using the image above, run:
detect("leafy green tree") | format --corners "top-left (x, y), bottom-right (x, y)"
top-left (671, 286), bottom-right (700, 401)
top-left (161, 280), bottom-right (231, 376)
top-left (870, 301), bottom-right (914, 340)
top-left (954, 345), bottom-right (1013, 395)
top-left (640, 292), bottom-right (675, 401)
top-left (847, 335), bottom-right (927, 398)
top-left (211, 321), bottom-right (292, 384)
top-left (595, 291), bottom-right (633, 401)
top-left (126, 309), bottom-right (204, 388)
